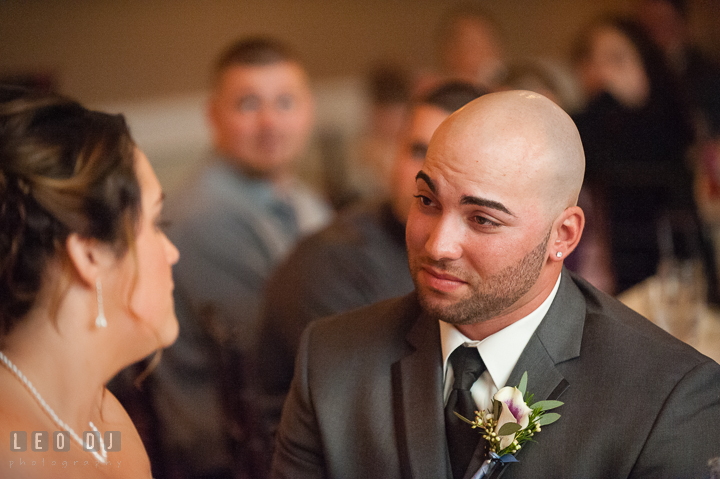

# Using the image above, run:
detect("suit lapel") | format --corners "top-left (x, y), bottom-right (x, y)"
top-left (392, 308), bottom-right (451, 479)
top-left (511, 269), bottom-right (585, 399)
top-left (463, 270), bottom-right (586, 479)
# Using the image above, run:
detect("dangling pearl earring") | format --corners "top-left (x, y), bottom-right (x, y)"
top-left (556, 251), bottom-right (563, 258)
top-left (95, 278), bottom-right (107, 328)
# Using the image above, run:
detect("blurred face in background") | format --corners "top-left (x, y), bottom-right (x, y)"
top-left (209, 61), bottom-right (315, 180)
top-left (390, 104), bottom-right (451, 224)
top-left (441, 16), bottom-right (505, 89)
top-left (581, 25), bottom-right (650, 108)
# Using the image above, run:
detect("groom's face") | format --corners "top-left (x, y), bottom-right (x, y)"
top-left (405, 107), bottom-right (552, 326)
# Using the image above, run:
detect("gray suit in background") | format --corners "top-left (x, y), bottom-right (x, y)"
top-left (272, 270), bottom-right (720, 479)
top-left (258, 201), bottom-right (413, 398)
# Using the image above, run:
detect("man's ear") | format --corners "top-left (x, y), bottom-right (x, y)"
top-left (65, 233), bottom-right (107, 286)
top-left (550, 206), bottom-right (585, 262)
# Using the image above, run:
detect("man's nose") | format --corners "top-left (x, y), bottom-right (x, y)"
top-left (258, 106), bottom-right (281, 129)
top-left (424, 214), bottom-right (463, 261)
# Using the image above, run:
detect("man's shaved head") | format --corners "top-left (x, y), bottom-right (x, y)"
top-left (428, 90), bottom-right (585, 221)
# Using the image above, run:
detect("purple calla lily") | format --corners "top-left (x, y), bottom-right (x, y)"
top-left (493, 386), bottom-right (532, 449)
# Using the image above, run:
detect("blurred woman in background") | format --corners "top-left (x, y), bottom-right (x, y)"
top-left (571, 15), bottom-right (703, 294)
top-left (0, 86), bottom-right (179, 477)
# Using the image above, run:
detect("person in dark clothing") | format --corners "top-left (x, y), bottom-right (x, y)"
top-left (571, 15), bottom-right (704, 294)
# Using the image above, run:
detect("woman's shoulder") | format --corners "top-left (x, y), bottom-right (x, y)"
top-left (97, 390), bottom-right (153, 478)
top-left (0, 369), bottom-right (47, 433)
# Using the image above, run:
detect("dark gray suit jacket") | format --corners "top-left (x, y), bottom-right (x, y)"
top-left (271, 270), bottom-right (720, 479)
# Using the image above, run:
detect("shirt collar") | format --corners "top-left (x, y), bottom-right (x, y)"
top-left (209, 156), bottom-right (292, 209)
top-left (440, 273), bottom-right (562, 391)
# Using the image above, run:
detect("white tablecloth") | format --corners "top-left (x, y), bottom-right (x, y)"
top-left (617, 277), bottom-right (720, 364)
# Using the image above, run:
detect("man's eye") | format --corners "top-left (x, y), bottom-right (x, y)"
top-left (236, 96), bottom-right (261, 112)
top-left (413, 194), bottom-right (432, 206)
top-left (473, 215), bottom-right (499, 227)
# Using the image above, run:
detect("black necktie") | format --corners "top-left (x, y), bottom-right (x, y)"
top-left (445, 346), bottom-right (486, 479)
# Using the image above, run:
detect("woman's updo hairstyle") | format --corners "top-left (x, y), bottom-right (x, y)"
top-left (0, 86), bottom-right (141, 335)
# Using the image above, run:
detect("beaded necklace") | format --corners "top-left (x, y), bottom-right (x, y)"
top-left (0, 350), bottom-right (108, 464)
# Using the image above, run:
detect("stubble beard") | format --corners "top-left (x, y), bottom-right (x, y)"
top-left (411, 229), bottom-right (551, 326)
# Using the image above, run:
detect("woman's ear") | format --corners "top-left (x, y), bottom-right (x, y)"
top-left (550, 206), bottom-right (585, 262)
top-left (65, 233), bottom-right (109, 286)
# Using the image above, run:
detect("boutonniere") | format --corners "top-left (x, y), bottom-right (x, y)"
top-left (456, 372), bottom-right (563, 478)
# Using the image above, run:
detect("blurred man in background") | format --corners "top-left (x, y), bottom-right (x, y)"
top-left (152, 37), bottom-right (331, 478)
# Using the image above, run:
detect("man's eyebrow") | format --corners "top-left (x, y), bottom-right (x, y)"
top-left (415, 170), bottom-right (436, 193)
top-left (415, 170), bottom-right (514, 216)
top-left (460, 195), bottom-right (514, 216)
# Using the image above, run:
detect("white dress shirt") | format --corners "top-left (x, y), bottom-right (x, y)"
top-left (441, 274), bottom-right (562, 412)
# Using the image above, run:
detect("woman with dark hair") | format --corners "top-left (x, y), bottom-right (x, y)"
top-left (0, 87), bottom-right (179, 477)
top-left (571, 15), bottom-right (702, 294)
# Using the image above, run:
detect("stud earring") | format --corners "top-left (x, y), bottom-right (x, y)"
top-left (556, 251), bottom-right (563, 258)
top-left (95, 278), bottom-right (107, 328)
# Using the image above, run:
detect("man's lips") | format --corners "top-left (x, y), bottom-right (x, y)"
top-left (419, 266), bottom-right (467, 293)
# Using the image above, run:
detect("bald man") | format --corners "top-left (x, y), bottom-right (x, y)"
top-left (271, 91), bottom-right (720, 479)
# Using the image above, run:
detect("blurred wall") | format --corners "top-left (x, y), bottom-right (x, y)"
top-left (0, 0), bottom-right (669, 102)
top-left (2, 0), bottom-right (718, 191)
top-left (3, 0), bottom-right (719, 103)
